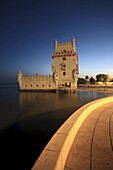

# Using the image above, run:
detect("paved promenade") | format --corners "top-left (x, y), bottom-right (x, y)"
top-left (64, 103), bottom-right (113, 170)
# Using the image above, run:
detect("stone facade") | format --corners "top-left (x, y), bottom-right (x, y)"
top-left (17, 37), bottom-right (79, 93)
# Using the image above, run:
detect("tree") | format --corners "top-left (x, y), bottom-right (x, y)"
top-left (85, 75), bottom-right (89, 81)
top-left (104, 75), bottom-right (110, 82)
top-left (78, 78), bottom-right (86, 84)
top-left (90, 77), bottom-right (95, 84)
top-left (96, 74), bottom-right (111, 82)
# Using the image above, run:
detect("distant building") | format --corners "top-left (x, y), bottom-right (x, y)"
top-left (17, 37), bottom-right (79, 93)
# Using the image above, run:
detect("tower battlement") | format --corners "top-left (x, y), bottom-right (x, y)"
top-left (54, 37), bottom-right (76, 53)
top-left (57, 42), bottom-right (72, 45)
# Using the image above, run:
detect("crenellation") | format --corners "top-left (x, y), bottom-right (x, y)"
top-left (34, 76), bottom-right (36, 80)
top-left (46, 75), bottom-right (49, 79)
top-left (39, 76), bottom-right (42, 80)
top-left (49, 75), bottom-right (53, 79)
top-left (36, 73), bottom-right (38, 76)
top-left (21, 74), bottom-right (54, 82)
top-left (43, 76), bottom-right (46, 80)
top-left (57, 42), bottom-right (72, 46)
top-left (31, 76), bottom-right (33, 80)
top-left (22, 77), bottom-right (25, 81)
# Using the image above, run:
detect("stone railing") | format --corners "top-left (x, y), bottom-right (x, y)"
top-left (22, 75), bottom-right (53, 81)
top-left (57, 42), bottom-right (72, 45)
top-left (32, 96), bottom-right (113, 170)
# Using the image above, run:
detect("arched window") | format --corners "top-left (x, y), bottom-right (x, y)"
top-left (63, 72), bottom-right (66, 76)
top-left (63, 57), bottom-right (66, 60)
top-left (63, 64), bottom-right (66, 67)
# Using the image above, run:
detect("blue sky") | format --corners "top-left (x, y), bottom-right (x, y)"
top-left (0, 0), bottom-right (113, 83)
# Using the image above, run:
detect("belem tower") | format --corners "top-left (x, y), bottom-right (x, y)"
top-left (17, 37), bottom-right (79, 93)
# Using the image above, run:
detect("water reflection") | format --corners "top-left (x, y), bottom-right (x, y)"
top-left (18, 92), bottom-right (80, 119)
top-left (17, 91), bottom-right (113, 134)
top-left (18, 91), bottom-right (105, 120)
top-left (0, 87), bottom-right (113, 170)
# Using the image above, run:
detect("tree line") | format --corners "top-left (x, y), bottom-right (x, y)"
top-left (78, 74), bottom-right (113, 84)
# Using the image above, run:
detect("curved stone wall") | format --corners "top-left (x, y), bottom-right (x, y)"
top-left (32, 96), bottom-right (113, 170)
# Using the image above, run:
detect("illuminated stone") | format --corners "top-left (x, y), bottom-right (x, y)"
top-left (17, 38), bottom-right (79, 92)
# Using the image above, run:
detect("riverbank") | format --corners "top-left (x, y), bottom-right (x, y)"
top-left (78, 84), bottom-right (113, 88)
top-left (77, 84), bottom-right (113, 94)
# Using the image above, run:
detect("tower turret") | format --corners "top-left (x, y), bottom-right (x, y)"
top-left (54, 40), bottom-right (57, 51)
top-left (72, 37), bottom-right (75, 47)
top-left (17, 70), bottom-right (22, 86)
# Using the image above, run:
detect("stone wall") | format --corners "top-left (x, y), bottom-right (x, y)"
top-left (19, 75), bottom-right (57, 90)
top-left (52, 56), bottom-right (77, 88)
top-left (51, 38), bottom-right (78, 89)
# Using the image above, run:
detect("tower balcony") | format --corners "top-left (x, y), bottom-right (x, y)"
top-left (52, 52), bottom-right (76, 59)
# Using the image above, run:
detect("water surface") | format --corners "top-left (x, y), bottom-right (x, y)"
top-left (0, 85), bottom-right (112, 170)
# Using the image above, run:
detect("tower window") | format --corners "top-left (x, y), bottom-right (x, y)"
top-left (63, 64), bottom-right (66, 67)
top-left (61, 63), bottom-right (66, 70)
top-left (63, 57), bottom-right (66, 60)
top-left (63, 72), bottom-right (66, 76)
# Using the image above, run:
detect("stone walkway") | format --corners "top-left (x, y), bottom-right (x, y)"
top-left (64, 103), bottom-right (113, 170)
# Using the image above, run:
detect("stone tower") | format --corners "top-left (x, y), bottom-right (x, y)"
top-left (17, 37), bottom-right (79, 93)
top-left (51, 37), bottom-right (79, 91)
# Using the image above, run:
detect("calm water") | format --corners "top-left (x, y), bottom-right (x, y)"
top-left (0, 85), bottom-right (113, 170)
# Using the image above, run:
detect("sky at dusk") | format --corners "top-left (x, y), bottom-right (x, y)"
top-left (0, 0), bottom-right (113, 83)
